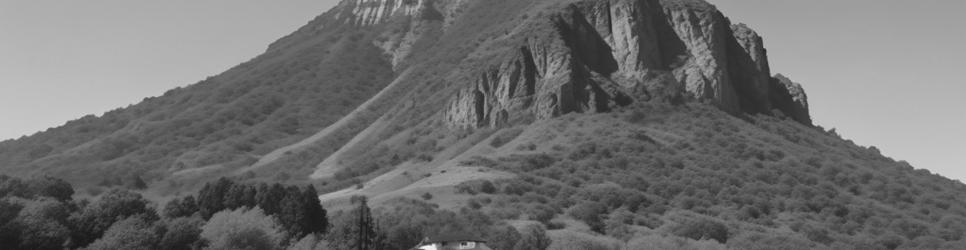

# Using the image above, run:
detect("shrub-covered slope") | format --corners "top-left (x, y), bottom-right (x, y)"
top-left (426, 102), bottom-right (966, 248)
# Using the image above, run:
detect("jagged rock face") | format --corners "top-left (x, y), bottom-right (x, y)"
top-left (770, 74), bottom-right (812, 125)
top-left (341, 0), bottom-right (424, 26)
top-left (320, 0), bottom-right (809, 128)
top-left (728, 23), bottom-right (773, 114)
top-left (439, 0), bottom-right (809, 128)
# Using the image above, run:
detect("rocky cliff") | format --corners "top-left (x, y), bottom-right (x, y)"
top-left (434, 0), bottom-right (812, 128)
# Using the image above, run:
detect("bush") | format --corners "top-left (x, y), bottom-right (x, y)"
top-left (627, 234), bottom-right (727, 250)
top-left (514, 224), bottom-right (551, 250)
top-left (201, 208), bottom-right (283, 250)
top-left (488, 225), bottom-right (521, 250)
top-left (491, 128), bottom-right (525, 148)
top-left (726, 232), bottom-right (812, 250)
top-left (670, 218), bottom-right (729, 243)
top-left (547, 230), bottom-right (621, 250)
top-left (567, 202), bottom-right (607, 233)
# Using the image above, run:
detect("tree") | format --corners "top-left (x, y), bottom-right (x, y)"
top-left (159, 217), bottom-right (205, 250)
top-left (4, 198), bottom-right (74, 249)
top-left (514, 224), bottom-right (551, 250)
top-left (256, 183), bottom-right (286, 215)
top-left (487, 225), bottom-right (521, 250)
top-left (27, 176), bottom-right (74, 201)
top-left (0, 175), bottom-right (29, 198)
top-left (277, 185), bottom-right (327, 239)
top-left (278, 186), bottom-right (305, 237)
top-left (0, 200), bottom-right (24, 247)
top-left (12, 216), bottom-right (71, 250)
top-left (201, 207), bottom-right (283, 250)
top-left (163, 195), bottom-right (198, 218)
top-left (197, 178), bottom-right (233, 219)
top-left (223, 184), bottom-right (244, 210)
top-left (83, 216), bottom-right (160, 250)
top-left (380, 223), bottom-right (423, 250)
top-left (327, 196), bottom-right (378, 250)
top-left (302, 186), bottom-right (328, 235)
top-left (68, 189), bottom-right (157, 248)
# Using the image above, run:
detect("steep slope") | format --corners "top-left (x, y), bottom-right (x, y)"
top-left (0, 4), bottom-right (399, 192)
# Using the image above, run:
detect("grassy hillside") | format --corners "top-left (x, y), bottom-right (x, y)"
top-left (0, 12), bottom-right (395, 195)
top-left (368, 102), bottom-right (966, 249)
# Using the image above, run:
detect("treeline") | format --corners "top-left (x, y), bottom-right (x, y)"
top-left (0, 175), bottom-right (327, 249)
top-left (0, 175), bottom-right (552, 250)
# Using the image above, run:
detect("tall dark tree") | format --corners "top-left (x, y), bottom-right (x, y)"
top-left (302, 185), bottom-right (328, 235)
top-left (224, 183), bottom-right (249, 210)
top-left (256, 183), bottom-right (285, 215)
top-left (197, 178), bottom-right (233, 219)
top-left (278, 186), bottom-right (305, 237)
top-left (242, 184), bottom-right (258, 208)
top-left (328, 196), bottom-right (378, 250)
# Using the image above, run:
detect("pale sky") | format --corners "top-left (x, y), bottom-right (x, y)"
top-left (1, 1), bottom-right (964, 181)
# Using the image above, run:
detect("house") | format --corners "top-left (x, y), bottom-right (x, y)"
top-left (414, 232), bottom-right (491, 250)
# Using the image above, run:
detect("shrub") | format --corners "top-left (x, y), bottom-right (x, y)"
top-left (514, 224), bottom-right (551, 250)
top-left (670, 218), bottom-right (729, 243)
top-left (627, 234), bottom-right (727, 250)
top-left (490, 128), bottom-right (525, 148)
top-left (201, 208), bottom-right (283, 250)
top-left (547, 230), bottom-right (621, 250)
top-left (567, 202), bottom-right (607, 233)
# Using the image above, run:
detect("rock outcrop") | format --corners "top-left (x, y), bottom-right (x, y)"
top-left (341, 0), bottom-right (425, 26)
top-left (770, 74), bottom-right (812, 125)
top-left (440, 0), bottom-right (811, 128)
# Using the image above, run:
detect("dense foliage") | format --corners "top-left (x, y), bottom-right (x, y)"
top-left (0, 175), bottom-right (329, 249)
top-left (451, 103), bottom-right (966, 249)
top-left (0, 175), bottom-right (553, 249)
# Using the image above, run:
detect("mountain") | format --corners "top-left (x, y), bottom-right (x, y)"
top-left (2, 0), bottom-right (965, 248)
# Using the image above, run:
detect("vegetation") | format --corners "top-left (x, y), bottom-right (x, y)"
top-left (445, 102), bottom-right (966, 249)
top-left (0, 175), bottom-right (554, 249)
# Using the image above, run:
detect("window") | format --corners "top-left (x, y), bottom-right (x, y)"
top-left (459, 241), bottom-right (476, 249)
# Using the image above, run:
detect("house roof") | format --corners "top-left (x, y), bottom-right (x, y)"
top-left (424, 232), bottom-right (486, 243)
